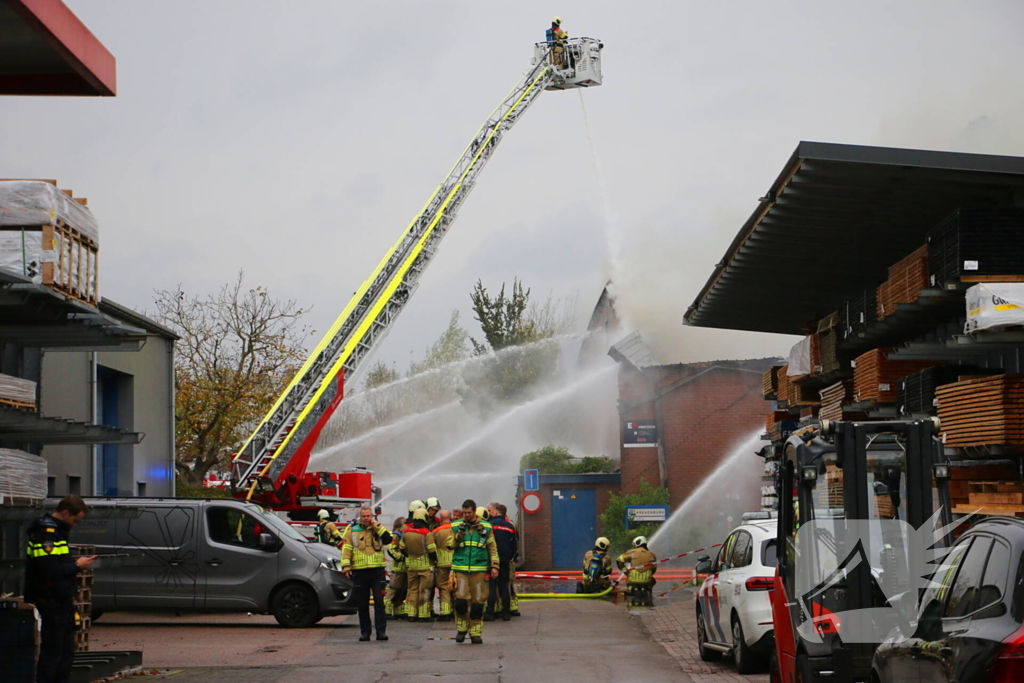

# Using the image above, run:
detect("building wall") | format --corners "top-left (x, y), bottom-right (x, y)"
top-left (618, 360), bottom-right (774, 510)
top-left (516, 474), bottom-right (621, 571)
top-left (40, 335), bottom-right (175, 497)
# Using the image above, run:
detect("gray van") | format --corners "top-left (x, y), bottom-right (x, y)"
top-left (66, 497), bottom-right (356, 627)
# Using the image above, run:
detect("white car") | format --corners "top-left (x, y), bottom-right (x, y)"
top-left (694, 518), bottom-right (778, 674)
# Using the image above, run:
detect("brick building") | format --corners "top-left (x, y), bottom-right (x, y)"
top-left (611, 335), bottom-right (776, 509)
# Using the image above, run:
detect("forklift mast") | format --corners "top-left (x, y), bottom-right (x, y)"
top-left (771, 419), bottom-right (952, 683)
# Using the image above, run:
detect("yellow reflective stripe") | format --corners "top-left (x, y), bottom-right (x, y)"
top-left (249, 188), bottom-right (462, 495)
top-left (452, 564), bottom-right (490, 572)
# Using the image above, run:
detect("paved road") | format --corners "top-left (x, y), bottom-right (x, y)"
top-left (90, 593), bottom-right (768, 682)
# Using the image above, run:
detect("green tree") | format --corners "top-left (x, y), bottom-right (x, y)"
top-left (470, 278), bottom-right (537, 353)
top-left (364, 361), bottom-right (400, 389)
top-left (599, 481), bottom-right (671, 554)
top-left (519, 445), bottom-right (615, 475)
top-left (409, 310), bottom-right (470, 375)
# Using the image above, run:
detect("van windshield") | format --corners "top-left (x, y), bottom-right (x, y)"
top-left (251, 506), bottom-right (308, 542)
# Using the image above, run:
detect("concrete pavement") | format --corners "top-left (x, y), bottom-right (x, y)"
top-left (93, 601), bottom-right (681, 682)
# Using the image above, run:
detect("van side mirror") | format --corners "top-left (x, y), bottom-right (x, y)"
top-left (259, 533), bottom-right (282, 552)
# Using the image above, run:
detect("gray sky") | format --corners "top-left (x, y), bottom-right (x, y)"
top-left (5, 1), bottom-right (1024, 372)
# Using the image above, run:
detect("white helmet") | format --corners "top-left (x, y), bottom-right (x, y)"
top-left (409, 500), bottom-right (426, 511)
top-left (552, 16), bottom-right (562, 26)
top-left (632, 536), bottom-right (648, 548)
top-left (595, 537), bottom-right (610, 551)
top-left (317, 509), bottom-right (329, 520)
top-left (426, 496), bottom-right (440, 509)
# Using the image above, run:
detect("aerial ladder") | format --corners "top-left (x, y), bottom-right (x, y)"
top-left (229, 36), bottom-right (605, 513)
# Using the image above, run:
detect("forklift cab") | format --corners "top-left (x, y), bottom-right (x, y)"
top-left (773, 420), bottom-right (953, 683)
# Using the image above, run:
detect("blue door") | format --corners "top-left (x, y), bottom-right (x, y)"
top-left (551, 488), bottom-right (596, 569)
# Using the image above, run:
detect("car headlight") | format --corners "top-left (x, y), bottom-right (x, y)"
top-left (320, 559), bottom-right (342, 571)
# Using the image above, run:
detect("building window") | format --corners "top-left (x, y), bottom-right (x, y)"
top-left (67, 476), bottom-right (81, 495)
top-left (47, 477), bottom-right (55, 497)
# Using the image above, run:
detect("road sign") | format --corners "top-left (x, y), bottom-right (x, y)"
top-left (523, 468), bottom-right (539, 492)
top-left (625, 505), bottom-right (669, 529)
top-left (522, 492), bottom-right (542, 514)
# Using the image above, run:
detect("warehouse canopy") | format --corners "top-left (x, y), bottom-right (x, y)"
top-left (684, 142), bottom-right (1024, 335)
top-left (0, 0), bottom-right (116, 96)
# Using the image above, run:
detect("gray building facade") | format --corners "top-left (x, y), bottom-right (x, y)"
top-left (40, 300), bottom-right (177, 498)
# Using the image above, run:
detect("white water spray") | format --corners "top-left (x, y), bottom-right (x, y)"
top-left (649, 429), bottom-right (765, 557)
top-left (376, 363), bottom-right (618, 506)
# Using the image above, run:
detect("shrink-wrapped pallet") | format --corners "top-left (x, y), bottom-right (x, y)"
top-left (0, 181), bottom-right (99, 305)
top-left (0, 373), bottom-right (36, 407)
top-left (966, 283), bottom-right (1024, 333)
top-left (0, 449), bottom-right (47, 503)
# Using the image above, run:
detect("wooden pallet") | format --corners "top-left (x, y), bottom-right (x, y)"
top-left (852, 348), bottom-right (939, 403)
top-left (953, 504), bottom-right (1024, 518)
top-left (0, 397), bottom-right (36, 411)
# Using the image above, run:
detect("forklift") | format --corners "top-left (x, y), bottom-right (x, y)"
top-left (770, 419), bottom-right (954, 683)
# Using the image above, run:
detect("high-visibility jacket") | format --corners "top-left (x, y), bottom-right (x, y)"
top-left (399, 525), bottom-right (437, 571)
top-left (341, 523), bottom-right (391, 571)
top-left (617, 547), bottom-right (657, 585)
top-left (387, 532), bottom-right (406, 572)
top-left (25, 514), bottom-right (79, 604)
top-left (433, 523), bottom-right (454, 568)
top-left (448, 519), bottom-right (498, 573)
top-left (314, 521), bottom-right (343, 546)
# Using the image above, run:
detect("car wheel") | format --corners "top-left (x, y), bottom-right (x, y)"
top-left (271, 583), bottom-right (320, 628)
top-left (732, 616), bottom-right (764, 674)
top-left (697, 609), bottom-right (723, 662)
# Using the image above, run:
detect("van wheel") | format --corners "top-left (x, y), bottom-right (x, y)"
top-left (271, 584), bottom-right (319, 628)
top-left (697, 609), bottom-right (722, 661)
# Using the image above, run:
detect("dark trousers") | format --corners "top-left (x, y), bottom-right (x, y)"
top-left (486, 560), bottom-right (511, 615)
top-left (352, 567), bottom-right (388, 637)
top-left (36, 601), bottom-right (75, 683)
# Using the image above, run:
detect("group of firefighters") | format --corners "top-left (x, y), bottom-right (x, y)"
top-left (317, 495), bottom-right (663, 644)
top-left (317, 497), bottom-right (520, 644)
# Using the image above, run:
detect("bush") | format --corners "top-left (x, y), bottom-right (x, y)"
top-left (519, 445), bottom-right (615, 475)
top-left (599, 481), bottom-right (670, 554)
top-left (175, 479), bottom-right (232, 498)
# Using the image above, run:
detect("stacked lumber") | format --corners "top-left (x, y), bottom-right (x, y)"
top-left (948, 463), bottom-right (1019, 510)
top-left (876, 245), bottom-right (929, 319)
top-left (817, 312), bottom-right (842, 375)
top-left (762, 366), bottom-right (782, 399)
top-left (936, 374), bottom-right (1024, 448)
top-left (0, 180), bottom-right (100, 305)
top-left (852, 348), bottom-right (938, 403)
top-left (0, 373), bottom-right (35, 409)
top-left (927, 208), bottom-right (1024, 288)
top-left (826, 464), bottom-right (843, 509)
top-left (808, 333), bottom-right (822, 376)
top-left (843, 288), bottom-right (877, 339)
top-left (776, 365), bottom-right (791, 405)
top-left (897, 365), bottom-right (1001, 416)
top-left (784, 375), bottom-right (820, 406)
top-left (819, 381), bottom-right (853, 422)
top-left (952, 481), bottom-right (1024, 518)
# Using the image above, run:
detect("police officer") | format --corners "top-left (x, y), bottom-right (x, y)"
top-left (579, 536), bottom-right (612, 593)
top-left (484, 502), bottom-right (518, 621)
top-left (616, 535), bottom-right (657, 606)
top-left (341, 505), bottom-right (392, 641)
top-left (448, 500), bottom-right (499, 644)
top-left (314, 509), bottom-right (343, 546)
top-left (26, 495), bottom-right (97, 683)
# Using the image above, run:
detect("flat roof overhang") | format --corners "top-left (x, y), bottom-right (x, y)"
top-left (0, 0), bottom-right (116, 96)
top-left (0, 403), bottom-right (141, 445)
top-left (684, 142), bottom-right (1024, 335)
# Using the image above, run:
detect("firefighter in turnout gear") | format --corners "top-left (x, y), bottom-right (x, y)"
top-left (314, 509), bottom-right (343, 546)
top-left (341, 505), bottom-right (392, 640)
top-left (432, 509), bottom-right (455, 620)
top-left (26, 495), bottom-right (97, 683)
top-left (579, 536), bottom-right (613, 594)
top-left (384, 517), bottom-right (407, 619)
top-left (484, 502), bottom-right (518, 621)
top-left (617, 535), bottom-right (657, 606)
top-left (448, 499), bottom-right (499, 644)
top-left (400, 509), bottom-right (438, 621)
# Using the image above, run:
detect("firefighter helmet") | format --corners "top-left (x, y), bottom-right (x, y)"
top-left (426, 496), bottom-right (440, 509)
top-left (553, 16), bottom-right (562, 26)
top-left (632, 536), bottom-right (648, 548)
top-left (595, 537), bottom-right (610, 551)
top-left (317, 509), bottom-right (330, 520)
top-left (412, 508), bottom-right (428, 522)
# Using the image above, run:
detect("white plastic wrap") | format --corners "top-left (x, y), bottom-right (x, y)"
top-left (787, 336), bottom-right (812, 376)
top-left (0, 181), bottom-right (98, 243)
top-left (0, 372), bottom-right (36, 405)
top-left (0, 230), bottom-right (44, 282)
top-left (0, 449), bottom-right (47, 502)
top-left (966, 283), bottom-right (1024, 333)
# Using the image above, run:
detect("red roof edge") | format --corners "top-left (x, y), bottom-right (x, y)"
top-left (8, 0), bottom-right (117, 96)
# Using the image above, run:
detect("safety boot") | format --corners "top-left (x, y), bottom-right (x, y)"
top-left (455, 631), bottom-right (467, 643)
top-left (483, 612), bottom-right (495, 622)
top-left (471, 636), bottom-right (483, 645)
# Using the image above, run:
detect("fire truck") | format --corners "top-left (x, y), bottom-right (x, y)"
top-left (227, 36), bottom-right (604, 518)
top-left (770, 419), bottom-right (954, 683)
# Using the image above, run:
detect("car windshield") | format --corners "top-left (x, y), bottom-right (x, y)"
top-left (251, 505), bottom-right (308, 542)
